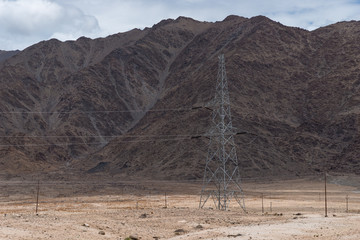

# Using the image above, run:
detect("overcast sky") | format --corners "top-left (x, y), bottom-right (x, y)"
top-left (1, 0), bottom-right (360, 50)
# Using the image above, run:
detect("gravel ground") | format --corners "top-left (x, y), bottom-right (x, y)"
top-left (0, 176), bottom-right (359, 239)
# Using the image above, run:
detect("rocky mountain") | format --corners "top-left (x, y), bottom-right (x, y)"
top-left (0, 15), bottom-right (359, 179)
top-left (0, 50), bottom-right (19, 63)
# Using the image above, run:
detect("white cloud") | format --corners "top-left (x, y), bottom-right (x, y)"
top-left (68, 0), bottom-right (360, 32)
top-left (2, 0), bottom-right (360, 50)
top-left (233, 0), bottom-right (360, 30)
top-left (259, 0), bottom-right (360, 30)
top-left (0, 0), bottom-right (100, 50)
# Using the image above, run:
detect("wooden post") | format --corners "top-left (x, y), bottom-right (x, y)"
top-left (261, 193), bottom-right (264, 214)
top-left (270, 202), bottom-right (272, 213)
top-left (164, 192), bottom-right (167, 208)
top-left (35, 179), bottom-right (40, 214)
top-left (324, 172), bottom-right (328, 217)
top-left (346, 195), bottom-right (349, 213)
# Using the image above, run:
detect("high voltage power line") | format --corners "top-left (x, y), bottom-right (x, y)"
top-left (0, 132), bottom-right (252, 138)
top-left (0, 91), bottom-right (260, 149)
top-left (0, 104), bottom-right (247, 115)
top-left (0, 134), bottom-right (202, 139)
top-left (0, 132), bottom-right (257, 148)
top-left (0, 107), bottom-right (196, 114)
top-left (0, 103), bottom-right (257, 148)
top-left (0, 137), bottom-right (192, 148)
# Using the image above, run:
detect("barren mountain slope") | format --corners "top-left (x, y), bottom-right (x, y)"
top-left (0, 16), bottom-right (359, 179)
top-left (87, 16), bottom-right (360, 179)
top-left (0, 17), bottom-right (212, 175)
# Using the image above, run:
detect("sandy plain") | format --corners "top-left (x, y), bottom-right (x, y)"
top-left (0, 174), bottom-right (359, 240)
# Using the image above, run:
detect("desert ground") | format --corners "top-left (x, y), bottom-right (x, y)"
top-left (0, 173), bottom-right (359, 240)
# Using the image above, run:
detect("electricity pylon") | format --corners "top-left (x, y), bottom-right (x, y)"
top-left (199, 54), bottom-right (246, 211)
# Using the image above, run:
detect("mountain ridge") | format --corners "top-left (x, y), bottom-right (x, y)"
top-left (0, 15), bottom-right (359, 180)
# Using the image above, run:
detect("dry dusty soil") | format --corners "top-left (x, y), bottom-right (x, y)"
top-left (0, 174), bottom-right (359, 239)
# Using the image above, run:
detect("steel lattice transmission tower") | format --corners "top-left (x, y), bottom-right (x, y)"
top-left (199, 54), bottom-right (246, 211)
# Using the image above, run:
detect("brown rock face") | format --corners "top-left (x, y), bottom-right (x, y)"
top-left (0, 15), bottom-right (359, 179)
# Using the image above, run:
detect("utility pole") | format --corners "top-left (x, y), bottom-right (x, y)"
top-left (35, 179), bottom-right (40, 214)
top-left (199, 54), bottom-right (246, 212)
top-left (324, 171), bottom-right (328, 217)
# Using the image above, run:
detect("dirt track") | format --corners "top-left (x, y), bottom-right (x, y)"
top-left (0, 175), bottom-right (359, 239)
